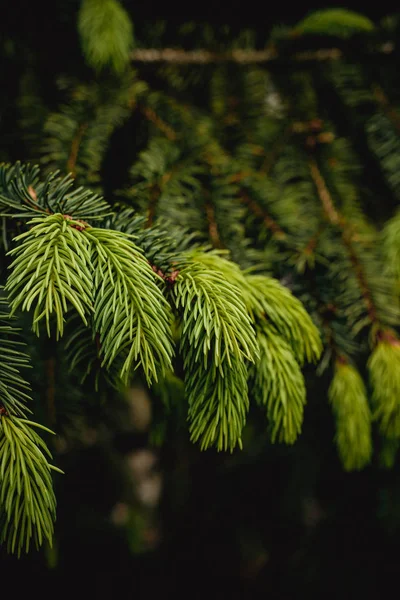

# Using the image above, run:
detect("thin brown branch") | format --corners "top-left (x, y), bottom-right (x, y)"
top-left (146, 184), bottom-right (161, 227)
top-left (343, 230), bottom-right (378, 322)
top-left (204, 193), bottom-right (223, 248)
top-left (131, 47), bottom-right (343, 64)
top-left (131, 47), bottom-right (278, 64)
top-left (24, 185), bottom-right (47, 212)
top-left (309, 159), bottom-right (341, 225)
top-left (131, 42), bottom-right (395, 65)
top-left (151, 263), bottom-right (179, 285)
top-left (308, 158), bottom-right (378, 323)
top-left (240, 191), bottom-right (286, 240)
top-left (67, 123), bottom-right (88, 178)
top-left (140, 105), bottom-right (177, 141)
top-left (260, 125), bottom-right (292, 176)
top-left (304, 225), bottom-right (325, 255)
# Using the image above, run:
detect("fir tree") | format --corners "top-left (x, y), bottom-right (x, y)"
top-left (1, 2), bottom-right (400, 559)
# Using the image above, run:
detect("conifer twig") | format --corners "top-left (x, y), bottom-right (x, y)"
top-left (309, 158), bottom-right (378, 323)
top-left (131, 44), bottom-right (394, 65)
top-left (204, 193), bottom-right (223, 248)
top-left (140, 105), bottom-right (177, 140)
top-left (240, 191), bottom-right (287, 240)
top-left (67, 123), bottom-right (88, 177)
top-left (131, 47), bottom-right (344, 64)
top-left (146, 184), bottom-right (160, 227)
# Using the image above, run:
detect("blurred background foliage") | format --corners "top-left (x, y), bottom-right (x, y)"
top-left (1, 1), bottom-right (400, 597)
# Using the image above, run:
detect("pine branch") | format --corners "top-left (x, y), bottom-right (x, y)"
top-left (329, 358), bottom-right (372, 471)
top-left (0, 416), bottom-right (61, 556)
top-left (251, 323), bottom-right (306, 444)
top-left (244, 273), bottom-right (323, 365)
top-left (308, 157), bottom-right (379, 325)
top-left (172, 250), bottom-right (259, 450)
top-left (78, 0), bottom-right (134, 73)
top-left (5, 214), bottom-right (93, 338)
top-left (139, 104), bottom-right (178, 141)
top-left (66, 123), bottom-right (88, 178)
top-left (0, 291), bottom-right (61, 555)
top-left (0, 294), bottom-right (32, 418)
top-left (187, 357), bottom-right (249, 452)
top-left (368, 330), bottom-right (400, 438)
top-left (84, 227), bottom-right (174, 385)
top-left (0, 163), bottom-right (112, 221)
top-left (240, 190), bottom-right (287, 240)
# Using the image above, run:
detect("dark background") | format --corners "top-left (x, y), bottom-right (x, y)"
top-left (0, 1), bottom-right (395, 39)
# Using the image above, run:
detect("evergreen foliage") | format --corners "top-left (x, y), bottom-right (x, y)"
top-left (1, 4), bottom-right (400, 556)
top-left (0, 293), bottom-right (61, 555)
top-left (78, 0), bottom-right (134, 73)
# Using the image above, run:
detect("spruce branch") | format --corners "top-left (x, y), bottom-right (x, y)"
top-left (244, 273), bottom-right (323, 365)
top-left (240, 190), bottom-right (287, 240)
top-left (382, 210), bottom-right (400, 280)
top-left (173, 251), bottom-right (259, 372)
top-left (0, 291), bottom-right (61, 556)
top-left (368, 330), bottom-right (400, 439)
top-left (0, 416), bottom-right (61, 556)
top-left (187, 250), bottom-right (323, 366)
top-left (329, 359), bottom-right (372, 471)
top-left (187, 357), bottom-right (249, 452)
top-left (0, 294), bottom-right (33, 418)
top-left (294, 8), bottom-right (374, 37)
top-left (0, 162), bottom-right (112, 221)
top-left (5, 214), bottom-right (93, 338)
top-left (251, 323), bottom-right (306, 444)
top-left (78, 0), bottom-right (134, 74)
top-left (183, 252), bottom-right (322, 444)
top-left (309, 157), bottom-right (380, 326)
top-left (172, 251), bottom-right (258, 450)
top-left (84, 227), bottom-right (174, 385)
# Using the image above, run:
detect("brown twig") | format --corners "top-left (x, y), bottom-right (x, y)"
top-left (140, 105), bottom-right (177, 141)
top-left (309, 158), bottom-right (378, 323)
top-left (67, 123), bottom-right (88, 178)
top-left (304, 226), bottom-right (325, 256)
top-left (23, 185), bottom-right (46, 212)
top-left (260, 125), bottom-right (293, 175)
top-left (151, 263), bottom-right (179, 285)
top-left (204, 193), bottom-right (223, 248)
top-left (131, 42), bottom-right (396, 65)
top-left (131, 47), bottom-right (344, 64)
top-left (240, 191), bottom-right (286, 240)
top-left (146, 184), bottom-right (160, 227)
top-left (308, 159), bottom-right (341, 225)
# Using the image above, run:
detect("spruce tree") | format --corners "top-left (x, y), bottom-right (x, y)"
top-left (1, 2), bottom-right (400, 560)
